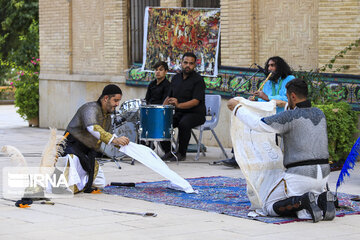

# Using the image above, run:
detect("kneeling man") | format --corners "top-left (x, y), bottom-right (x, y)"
top-left (61, 84), bottom-right (129, 193)
top-left (227, 78), bottom-right (336, 222)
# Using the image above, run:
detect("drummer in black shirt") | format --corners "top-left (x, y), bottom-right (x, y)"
top-left (145, 61), bottom-right (170, 105)
top-left (162, 52), bottom-right (206, 161)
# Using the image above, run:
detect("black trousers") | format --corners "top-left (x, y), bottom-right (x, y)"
top-left (61, 133), bottom-right (101, 192)
top-left (161, 112), bottom-right (205, 156)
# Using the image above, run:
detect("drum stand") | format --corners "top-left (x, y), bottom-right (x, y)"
top-left (109, 116), bottom-right (136, 170)
top-left (170, 129), bottom-right (178, 164)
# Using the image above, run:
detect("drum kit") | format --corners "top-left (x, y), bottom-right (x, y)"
top-left (100, 99), bottom-right (176, 167)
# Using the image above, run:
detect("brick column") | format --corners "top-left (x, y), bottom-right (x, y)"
top-left (104, 0), bottom-right (129, 74)
top-left (39, 0), bottom-right (71, 74)
top-left (220, 0), bottom-right (254, 67)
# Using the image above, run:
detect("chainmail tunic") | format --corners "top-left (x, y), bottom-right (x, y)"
top-left (262, 105), bottom-right (330, 178)
top-left (66, 101), bottom-right (112, 151)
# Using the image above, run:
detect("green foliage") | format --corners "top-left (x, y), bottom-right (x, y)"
top-left (315, 102), bottom-right (358, 162)
top-left (0, 0), bottom-right (39, 66)
top-left (293, 69), bottom-right (330, 104)
top-left (0, 60), bottom-right (17, 85)
top-left (320, 38), bottom-right (360, 73)
top-left (1, 58), bottom-right (39, 120)
top-left (8, 19), bottom-right (39, 66)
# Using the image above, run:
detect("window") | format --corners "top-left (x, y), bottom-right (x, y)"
top-left (129, 0), bottom-right (160, 64)
top-left (184, 0), bottom-right (220, 8)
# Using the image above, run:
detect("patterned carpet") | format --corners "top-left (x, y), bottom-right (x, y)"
top-left (104, 176), bottom-right (360, 224)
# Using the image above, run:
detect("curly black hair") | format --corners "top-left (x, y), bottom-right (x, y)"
top-left (264, 56), bottom-right (292, 79)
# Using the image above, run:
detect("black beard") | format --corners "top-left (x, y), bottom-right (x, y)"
top-left (183, 68), bottom-right (194, 75)
top-left (269, 72), bottom-right (281, 82)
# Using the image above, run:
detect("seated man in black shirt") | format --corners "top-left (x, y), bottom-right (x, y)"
top-left (162, 52), bottom-right (206, 161)
top-left (142, 61), bottom-right (170, 149)
top-left (145, 61), bottom-right (170, 105)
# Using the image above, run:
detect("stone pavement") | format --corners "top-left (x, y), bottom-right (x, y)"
top-left (0, 104), bottom-right (359, 240)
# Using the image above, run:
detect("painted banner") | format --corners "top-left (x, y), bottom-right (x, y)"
top-left (142, 7), bottom-right (221, 77)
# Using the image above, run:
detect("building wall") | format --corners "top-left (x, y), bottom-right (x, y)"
top-left (220, 0), bottom-right (254, 67)
top-left (161, 0), bottom-right (182, 7)
top-left (318, 0), bottom-right (360, 74)
top-left (257, 0), bottom-right (319, 70)
top-left (39, 0), bottom-right (360, 148)
top-left (39, 0), bottom-right (128, 129)
top-left (39, 0), bottom-right (71, 74)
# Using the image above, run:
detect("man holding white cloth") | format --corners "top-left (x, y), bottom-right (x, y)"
top-left (227, 78), bottom-right (336, 222)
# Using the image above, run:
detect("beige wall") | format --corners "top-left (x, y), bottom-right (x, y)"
top-left (39, 0), bottom-right (360, 148)
top-left (39, 0), bottom-right (71, 74)
top-left (161, 0), bottom-right (182, 7)
top-left (318, 0), bottom-right (360, 74)
top-left (220, 0), bottom-right (254, 67)
top-left (257, 0), bottom-right (319, 70)
top-left (220, 0), bottom-right (360, 72)
top-left (39, 0), bottom-right (128, 129)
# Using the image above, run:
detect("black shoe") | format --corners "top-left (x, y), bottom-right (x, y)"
top-left (221, 157), bottom-right (238, 168)
top-left (317, 191), bottom-right (336, 221)
top-left (161, 152), bottom-right (173, 161)
top-left (273, 192), bottom-right (323, 223)
top-left (301, 192), bottom-right (323, 223)
top-left (169, 153), bottom-right (186, 162)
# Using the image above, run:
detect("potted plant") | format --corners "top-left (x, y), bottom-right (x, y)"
top-left (12, 58), bottom-right (40, 126)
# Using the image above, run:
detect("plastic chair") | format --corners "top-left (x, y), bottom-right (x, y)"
top-left (192, 94), bottom-right (229, 161)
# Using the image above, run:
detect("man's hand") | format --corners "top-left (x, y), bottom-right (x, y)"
top-left (253, 91), bottom-right (269, 101)
top-left (168, 97), bottom-right (179, 108)
top-left (275, 100), bottom-right (287, 108)
top-left (227, 98), bottom-right (240, 111)
top-left (248, 95), bottom-right (256, 101)
top-left (163, 96), bottom-right (169, 105)
top-left (112, 136), bottom-right (129, 146)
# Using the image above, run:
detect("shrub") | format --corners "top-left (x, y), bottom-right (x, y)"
top-left (11, 58), bottom-right (39, 120)
top-left (315, 102), bottom-right (358, 162)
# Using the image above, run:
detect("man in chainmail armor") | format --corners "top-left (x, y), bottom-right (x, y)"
top-left (227, 78), bottom-right (336, 222)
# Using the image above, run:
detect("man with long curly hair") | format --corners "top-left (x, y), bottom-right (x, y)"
top-left (251, 56), bottom-right (295, 112)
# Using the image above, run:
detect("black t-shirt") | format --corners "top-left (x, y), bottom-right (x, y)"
top-left (168, 71), bottom-right (206, 115)
top-left (145, 78), bottom-right (170, 105)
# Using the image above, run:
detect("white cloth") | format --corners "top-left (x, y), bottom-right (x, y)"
top-left (265, 165), bottom-right (329, 219)
top-left (120, 142), bottom-right (196, 193)
top-left (230, 97), bottom-right (284, 213)
top-left (52, 155), bottom-right (106, 192)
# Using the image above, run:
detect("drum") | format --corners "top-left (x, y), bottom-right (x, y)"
top-left (119, 99), bottom-right (146, 121)
top-left (139, 105), bottom-right (174, 141)
top-left (100, 121), bottom-right (137, 158)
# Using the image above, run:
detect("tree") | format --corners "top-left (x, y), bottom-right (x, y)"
top-left (0, 0), bottom-right (39, 66)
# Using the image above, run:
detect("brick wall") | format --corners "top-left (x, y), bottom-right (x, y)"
top-left (257, 0), bottom-right (319, 70)
top-left (220, 0), bottom-right (254, 67)
top-left (220, 0), bottom-right (319, 70)
top-left (318, 0), bottom-right (360, 74)
top-left (104, 0), bottom-right (129, 74)
top-left (39, 0), bottom-right (71, 74)
top-left (220, 0), bottom-right (360, 73)
top-left (72, 0), bottom-right (105, 74)
top-left (160, 0), bottom-right (182, 7)
top-left (71, 0), bottom-right (128, 75)
top-left (39, 0), bottom-right (128, 129)
top-left (40, 0), bottom-right (128, 76)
